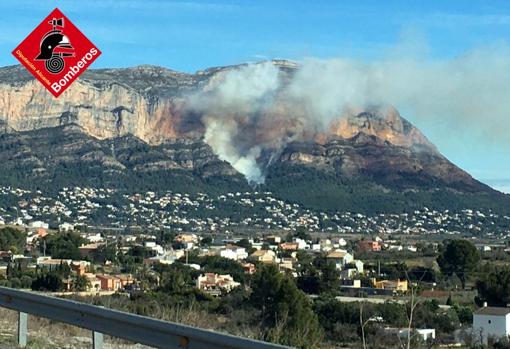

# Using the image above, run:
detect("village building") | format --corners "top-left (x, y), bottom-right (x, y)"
top-left (83, 273), bottom-right (101, 291)
top-left (326, 250), bottom-right (354, 270)
top-left (196, 273), bottom-right (240, 296)
top-left (117, 274), bottom-right (135, 288)
top-left (37, 258), bottom-right (90, 269)
top-left (174, 233), bottom-right (198, 249)
top-left (473, 305), bottom-right (510, 344)
top-left (29, 221), bottom-right (49, 229)
top-left (384, 328), bottom-right (436, 342)
top-left (79, 243), bottom-right (103, 259)
top-left (265, 235), bottom-right (281, 244)
top-left (357, 240), bottom-right (382, 252)
top-left (340, 260), bottom-right (364, 278)
top-left (248, 249), bottom-right (277, 264)
top-left (70, 261), bottom-right (87, 276)
top-left (145, 241), bottom-right (165, 255)
top-left (279, 242), bottom-right (299, 251)
top-left (59, 222), bottom-right (74, 232)
top-left (373, 279), bottom-right (408, 292)
top-left (81, 233), bottom-right (104, 243)
top-left (96, 274), bottom-right (122, 291)
top-left (219, 245), bottom-right (248, 261)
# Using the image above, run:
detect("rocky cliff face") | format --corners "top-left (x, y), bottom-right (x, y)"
top-left (0, 62), bottom-right (495, 202)
top-left (328, 105), bottom-right (436, 152)
top-left (0, 65), bottom-right (205, 144)
top-left (0, 62), bottom-right (434, 150)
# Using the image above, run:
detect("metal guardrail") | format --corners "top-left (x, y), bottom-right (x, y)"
top-left (0, 287), bottom-right (291, 349)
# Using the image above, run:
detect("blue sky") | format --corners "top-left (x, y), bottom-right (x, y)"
top-left (1, 0), bottom-right (509, 192)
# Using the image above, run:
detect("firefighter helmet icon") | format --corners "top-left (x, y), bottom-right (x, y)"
top-left (35, 17), bottom-right (74, 74)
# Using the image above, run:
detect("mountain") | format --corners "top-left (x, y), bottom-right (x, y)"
top-left (0, 62), bottom-right (507, 214)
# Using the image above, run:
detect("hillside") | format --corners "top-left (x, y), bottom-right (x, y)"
top-left (0, 62), bottom-right (508, 214)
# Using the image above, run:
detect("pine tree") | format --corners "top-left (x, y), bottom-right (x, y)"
top-left (251, 265), bottom-right (323, 348)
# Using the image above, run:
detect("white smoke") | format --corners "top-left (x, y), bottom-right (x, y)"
top-left (203, 117), bottom-right (264, 183)
top-left (209, 61), bottom-right (280, 105)
top-left (190, 62), bottom-right (281, 183)
top-left (188, 44), bottom-right (510, 183)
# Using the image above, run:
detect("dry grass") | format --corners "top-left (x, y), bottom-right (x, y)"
top-left (0, 302), bottom-right (263, 349)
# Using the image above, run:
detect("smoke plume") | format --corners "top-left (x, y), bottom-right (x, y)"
top-left (187, 44), bottom-right (510, 183)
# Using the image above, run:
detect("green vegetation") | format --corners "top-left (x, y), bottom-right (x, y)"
top-left (437, 239), bottom-right (480, 289)
top-left (265, 164), bottom-right (510, 215)
top-left (31, 262), bottom-right (71, 292)
top-left (184, 255), bottom-right (246, 283)
top-left (251, 265), bottom-right (323, 348)
top-left (31, 272), bottom-right (64, 292)
top-left (44, 232), bottom-right (85, 260)
top-left (1, 127), bottom-right (510, 217)
top-left (0, 127), bottom-right (251, 196)
top-left (476, 267), bottom-right (510, 307)
top-left (296, 253), bottom-right (339, 295)
top-left (0, 227), bottom-right (26, 254)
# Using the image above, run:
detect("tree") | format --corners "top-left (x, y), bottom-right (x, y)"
top-left (250, 265), bottom-right (323, 348)
top-left (476, 267), bottom-right (510, 306)
top-left (157, 264), bottom-right (195, 294)
top-left (72, 274), bottom-right (91, 291)
top-left (124, 246), bottom-right (155, 264)
top-left (0, 227), bottom-right (26, 253)
top-left (156, 231), bottom-right (175, 246)
top-left (20, 275), bottom-right (33, 289)
top-left (313, 256), bottom-right (339, 294)
top-left (293, 227), bottom-right (312, 241)
top-left (200, 236), bottom-right (212, 246)
top-left (184, 255), bottom-right (246, 283)
top-left (31, 272), bottom-right (63, 292)
top-left (9, 277), bottom-right (21, 289)
top-left (236, 238), bottom-right (252, 250)
top-left (45, 232), bottom-right (85, 260)
top-left (95, 244), bottom-right (118, 264)
top-left (437, 239), bottom-right (480, 289)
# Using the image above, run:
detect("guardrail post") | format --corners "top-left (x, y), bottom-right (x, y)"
top-left (93, 331), bottom-right (103, 349)
top-left (18, 311), bottom-right (27, 347)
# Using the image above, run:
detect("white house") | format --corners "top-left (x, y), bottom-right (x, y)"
top-left (387, 328), bottom-right (436, 342)
top-left (219, 246), bottom-right (248, 261)
top-left (319, 239), bottom-right (333, 252)
top-left (59, 222), bottom-right (74, 232)
top-left (310, 243), bottom-right (321, 251)
top-left (292, 238), bottom-right (308, 250)
top-left (145, 241), bottom-right (165, 255)
top-left (473, 305), bottom-right (510, 344)
top-left (29, 221), bottom-right (49, 229)
top-left (81, 233), bottom-right (104, 243)
top-left (331, 237), bottom-right (347, 247)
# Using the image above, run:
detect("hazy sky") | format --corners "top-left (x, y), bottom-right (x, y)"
top-left (1, 0), bottom-right (509, 193)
